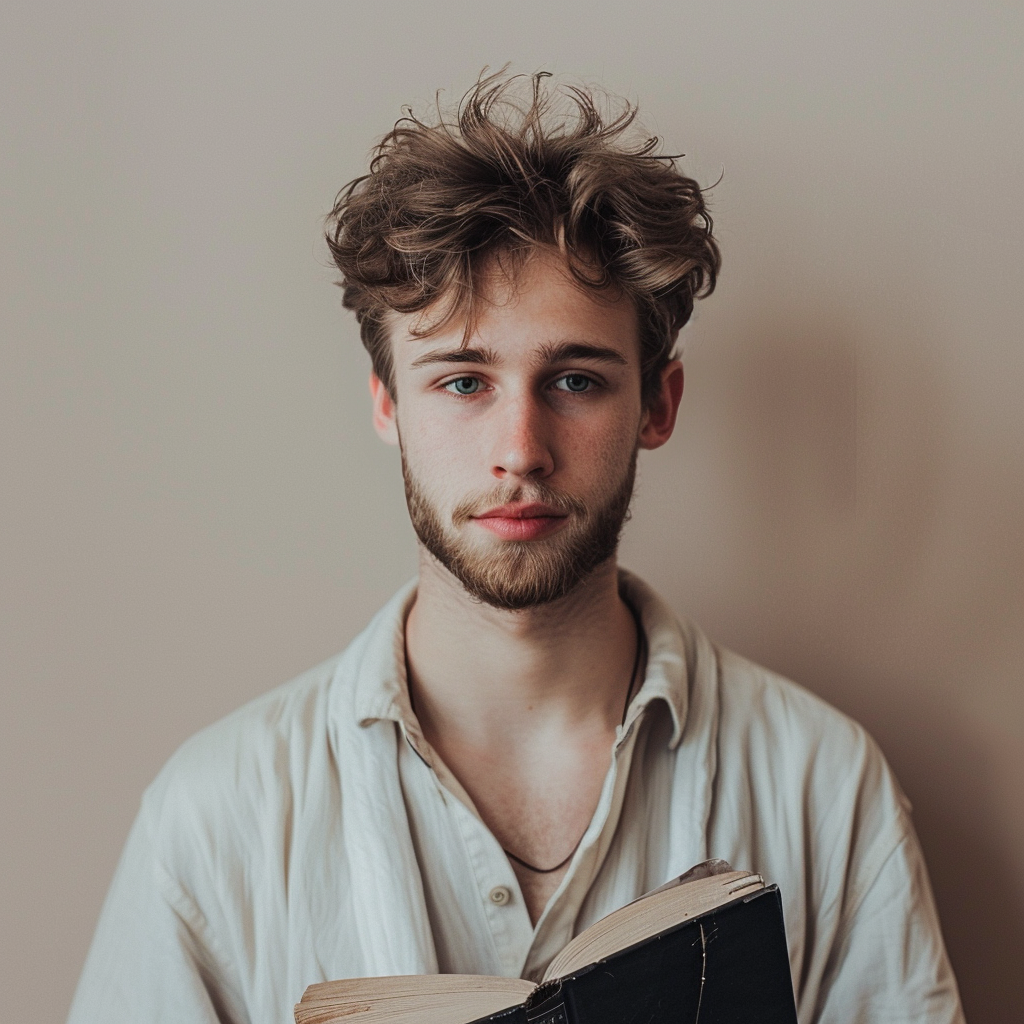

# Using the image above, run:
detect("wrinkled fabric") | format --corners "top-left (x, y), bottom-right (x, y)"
top-left (68, 571), bottom-right (964, 1024)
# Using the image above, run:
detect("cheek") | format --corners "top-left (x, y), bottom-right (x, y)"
top-left (398, 410), bottom-right (477, 493)
top-left (565, 407), bottom-right (640, 475)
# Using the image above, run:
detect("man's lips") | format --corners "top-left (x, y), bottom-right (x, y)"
top-left (472, 502), bottom-right (568, 541)
top-left (475, 502), bottom-right (566, 520)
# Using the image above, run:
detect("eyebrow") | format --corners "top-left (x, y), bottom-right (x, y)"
top-left (409, 341), bottom-right (629, 369)
top-left (538, 341), bottom-right (629, 367)
top-left (410, 346), bottom-right (500, 369)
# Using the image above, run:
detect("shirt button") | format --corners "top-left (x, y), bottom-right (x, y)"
top-left (488, 885), bottom-right (512, 906)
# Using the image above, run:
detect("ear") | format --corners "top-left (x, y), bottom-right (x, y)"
top-left (638, 360), bottom-right (684, 450)
top-left (369, 374), bottom-right (399, 446)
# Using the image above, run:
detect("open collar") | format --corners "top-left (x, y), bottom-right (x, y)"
top-left (350, 569), bottom-right (690, 749)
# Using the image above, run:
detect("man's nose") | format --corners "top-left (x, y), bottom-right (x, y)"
top-left (488, 393), bottom-right (555, 481)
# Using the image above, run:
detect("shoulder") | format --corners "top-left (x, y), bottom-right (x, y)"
top-left (139, 652), bottom-right (347, 882)
top-left (136, 583), bottom-right (413, 889)
top-left (709, 640), bottom-right (913, 878)
top-left (714, 644), bottom-right (880, 774)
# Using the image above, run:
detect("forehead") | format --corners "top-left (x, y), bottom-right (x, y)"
top-left (389, 248), bottom-right (640, 366)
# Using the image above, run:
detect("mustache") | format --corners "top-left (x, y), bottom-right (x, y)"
top-left (450, 482), bottom-right (588, 527)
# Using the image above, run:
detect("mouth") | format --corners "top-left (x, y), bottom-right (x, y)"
top-left (471, 501), bottom-right (569, 541)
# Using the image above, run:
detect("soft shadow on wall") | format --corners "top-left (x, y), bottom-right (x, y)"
top-left (623, 303), bottom-right (1024, 1022)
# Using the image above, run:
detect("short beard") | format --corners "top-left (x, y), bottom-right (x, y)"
top-left (401, 450), bottom-right (637, 611)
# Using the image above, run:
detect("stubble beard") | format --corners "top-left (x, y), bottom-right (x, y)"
top-left (401, 447), bottom-right (638, 611)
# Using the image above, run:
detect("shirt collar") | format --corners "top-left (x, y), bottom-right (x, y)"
top-left (617, 568), bottom-right (689, 748)
top-left (350, 579), bottom-right (418, 726)
top-left (351, 569), bottom-right (689, 749)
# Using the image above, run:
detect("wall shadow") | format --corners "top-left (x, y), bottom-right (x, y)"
top-left (875, 701), bottom-right (1024, 1024)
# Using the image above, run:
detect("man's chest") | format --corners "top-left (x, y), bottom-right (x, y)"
top-left (394, 715), bottom-right (659, 981)
top-left (429, 735), bottom-right (617, 924)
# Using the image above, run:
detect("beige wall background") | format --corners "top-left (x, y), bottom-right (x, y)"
top-left (2, 1), bottom-right (1021, 1020)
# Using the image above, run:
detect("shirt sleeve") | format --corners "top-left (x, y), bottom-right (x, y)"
top-left (814, 822), bottom-right (965, 1024)
top-left (66, 805), bottom-right (246, 1024)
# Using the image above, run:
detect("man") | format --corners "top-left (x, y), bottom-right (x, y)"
top-left (69, 73), bottom-right (964, 1023)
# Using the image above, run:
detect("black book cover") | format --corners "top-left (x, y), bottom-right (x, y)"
top-left (468, 886), bottom-right (798, 1024)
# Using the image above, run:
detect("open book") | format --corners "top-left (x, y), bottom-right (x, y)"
top-left (295, 863), bottom-right (799, 1024)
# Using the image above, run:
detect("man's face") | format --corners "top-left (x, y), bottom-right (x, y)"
top-left (371, 249), bottom-right (680, 609)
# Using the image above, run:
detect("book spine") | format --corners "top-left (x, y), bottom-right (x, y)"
top-left (525, 980), bottom-right (572, 1024)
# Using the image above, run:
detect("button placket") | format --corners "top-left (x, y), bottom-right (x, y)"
top-left (447, 796), bottom-right (532, 972)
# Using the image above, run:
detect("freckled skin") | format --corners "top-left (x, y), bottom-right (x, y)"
top-left (389, 260), bottom-right (644, 558)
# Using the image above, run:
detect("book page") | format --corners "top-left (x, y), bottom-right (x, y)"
top-left (542, 870), bottom-right (764, 981)
top-left (296, 975), bottom-right (535, 1024)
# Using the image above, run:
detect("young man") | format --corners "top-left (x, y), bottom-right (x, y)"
top-left (69, 74), bottom-right (964, 1023)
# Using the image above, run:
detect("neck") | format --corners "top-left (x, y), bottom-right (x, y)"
top-left (405, 551), bottom-right (638, 749)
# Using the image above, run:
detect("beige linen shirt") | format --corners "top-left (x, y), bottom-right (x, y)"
top-left (68, 572), bottom-right (964, 1024)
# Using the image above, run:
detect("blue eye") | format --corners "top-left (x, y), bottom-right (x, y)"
top-left (444, 376), bottom-right (482, 395)
top-left (555, 374), bottom-right (593, 393)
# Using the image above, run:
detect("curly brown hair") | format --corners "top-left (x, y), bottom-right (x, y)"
top-left (326, 71), bottom-right (721, 407)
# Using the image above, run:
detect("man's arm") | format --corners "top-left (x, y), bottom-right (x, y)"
top-left (812, 802), bottom-right (964, 1023)
top-left (67, 807), bottom-right (244, 1024)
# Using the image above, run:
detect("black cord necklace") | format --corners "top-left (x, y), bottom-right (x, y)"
top-left (503, 605), bottom-right (646, 875)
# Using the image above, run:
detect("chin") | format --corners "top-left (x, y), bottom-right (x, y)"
top-left (434, 532), bottom-right (613, 611)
